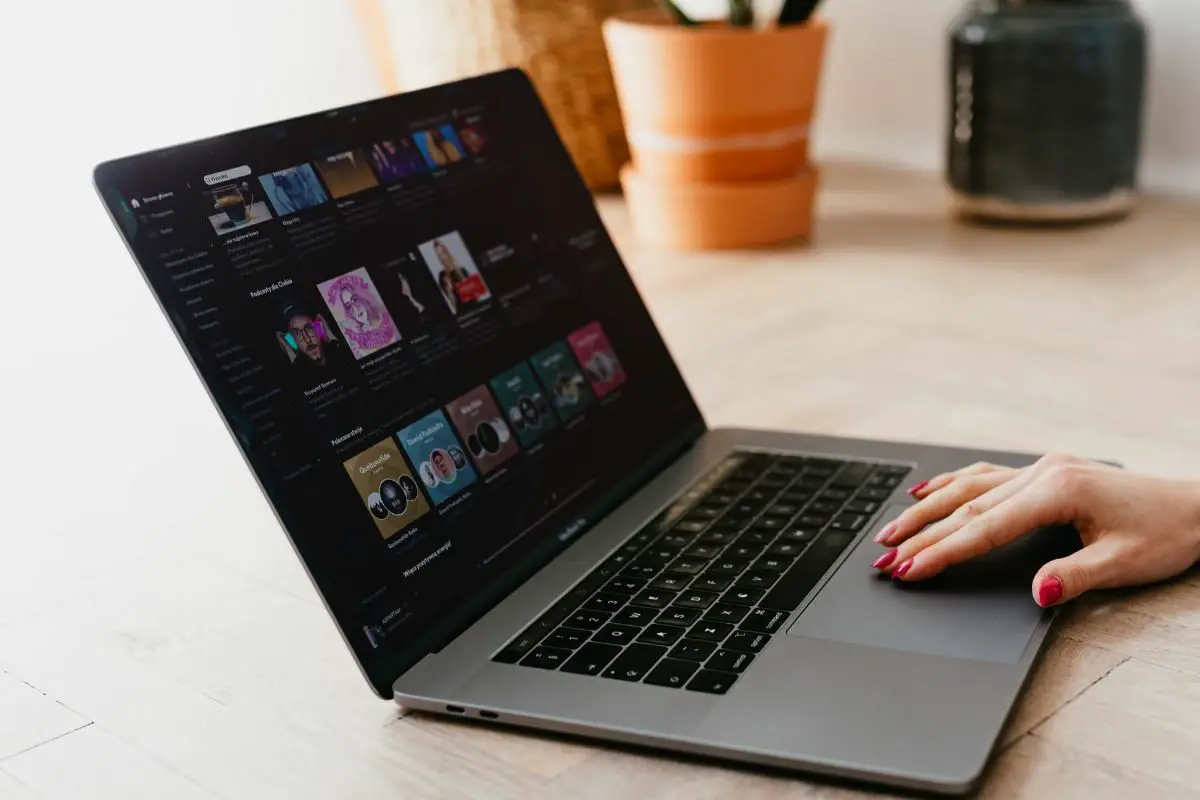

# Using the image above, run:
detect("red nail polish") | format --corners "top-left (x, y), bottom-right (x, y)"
top-left (1037, 575), bottom-right (1063, 607)
top-left (907, 480), bottom-right (929, 496)
top-left (874, 522), bottom-right (896, 543)
top-left (872, 550), bottom-right (898, 570)
top-left (893, 559), bottom-right (914, 580)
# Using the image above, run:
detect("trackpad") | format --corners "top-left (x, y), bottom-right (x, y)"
top-left (787, 505), bottom-right (1078, 663)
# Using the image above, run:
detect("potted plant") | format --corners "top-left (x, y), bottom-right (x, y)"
top-left (603, 0), bottom-right (827, 249)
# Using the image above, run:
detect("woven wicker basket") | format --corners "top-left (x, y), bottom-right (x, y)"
top-left (368, 0), bottom-right (651, 190)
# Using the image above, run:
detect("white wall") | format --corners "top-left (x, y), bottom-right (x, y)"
top-left (679, 0), bottom-right (1200, 196)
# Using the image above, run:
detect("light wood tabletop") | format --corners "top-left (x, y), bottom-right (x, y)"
top-left (4, 164), bottom-right (1200, 799)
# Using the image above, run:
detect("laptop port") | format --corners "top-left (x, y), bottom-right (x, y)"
top-left (479, 710), bottom-right (499, 719)
top-left (445, 705), bottom-right (465, 714)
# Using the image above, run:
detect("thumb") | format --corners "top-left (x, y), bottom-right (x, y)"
top-left (1032, 538), bottom-right (1121, 607)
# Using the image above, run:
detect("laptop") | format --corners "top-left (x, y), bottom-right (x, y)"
top-left (95, 69), bottom-right (1069, 795)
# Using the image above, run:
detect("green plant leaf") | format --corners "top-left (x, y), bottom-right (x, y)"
top-left (659, 0), bottom-right (700, 25)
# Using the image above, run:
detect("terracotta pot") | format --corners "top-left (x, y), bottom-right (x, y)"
top-left (620, 164), bottom-right (818, 250)
top-left (603, 11), bottom-right (829, 183)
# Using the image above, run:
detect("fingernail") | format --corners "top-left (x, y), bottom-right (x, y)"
top-left (874, 523), bottom-right (897, 544)
top-left (892, 558), bottom-right (914, 580)
top-left (1037, 575), bottom-right (1063, 607)
top-left (872, 550), bottom-right (898, 570)
top-left (907, 480), bottom-right (929, 496)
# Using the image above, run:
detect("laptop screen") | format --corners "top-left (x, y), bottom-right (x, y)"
top-left (94, 70), bottom-right (704, 696)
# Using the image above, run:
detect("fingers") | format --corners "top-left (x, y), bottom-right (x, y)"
top-left (878, 469), bottom-right (1018, 546)
top-left (907, 461), bottom-right (1006, 500)
top-left (1032, 538), bottom-right (1123, 606)
top-left (888, 473), bottom-right (1074, 581)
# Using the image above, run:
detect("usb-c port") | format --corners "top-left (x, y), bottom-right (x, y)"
top-left (446, 705), bottom-right (465, 714)
top-left (479, 710), bottom-right (499, 719)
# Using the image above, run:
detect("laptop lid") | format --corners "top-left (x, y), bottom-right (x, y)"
top-left (94, 69), bottom-right (705, 698)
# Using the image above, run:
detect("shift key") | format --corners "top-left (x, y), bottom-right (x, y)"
top-left (757, 531), bottom-right (856, 611)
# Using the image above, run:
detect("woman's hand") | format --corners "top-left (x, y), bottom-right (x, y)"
top-left (871, 454), bottom-right (1200, 606)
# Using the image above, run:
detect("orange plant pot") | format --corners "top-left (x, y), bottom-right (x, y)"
top-left (620, 164), bottom-right (819, 250)
top-left (603, 11), bottom-right (829, 183)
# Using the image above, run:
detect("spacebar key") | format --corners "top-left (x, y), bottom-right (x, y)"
top-left (757, 531), bottom-right (856, 611)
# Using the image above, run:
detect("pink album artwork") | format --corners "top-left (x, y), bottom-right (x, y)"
top-left (317, 267), bottom-right (402, 360)
top-left (567, 321), bottom-right (627, 398)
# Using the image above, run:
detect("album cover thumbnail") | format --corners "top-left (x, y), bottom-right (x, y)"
top-left (272, 293), bottom-right (350, 370)
top-left (530, 341), bottom-right (596, 423)
top-left (343, 438), bottom-right (430, 539)
top-left (414, 125), bottom-right (467, 168)
top-left (445, 385), bottom-right (520, 475)
top-left (369, 139), bottom-right (428, 183)
top-left (489, 363), bottom-right (558, 448)
top-left (314, 149), bottom-right (380, 199)
top-left (417, 231), bottom-right (491, 315)
top-left (397, 410), bottom-right (478, 506)
top-left (568, 321), bottom-right (627, 398)
top-left (317, 267), bottom-right (402, 360)
top-left (258, 163), bottom-right (329, 216)
top-left (206, 179), bottom-right (272, 234)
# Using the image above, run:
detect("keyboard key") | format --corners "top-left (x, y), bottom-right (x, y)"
top-left (831, 462), bottom-right (873, 488)
top-left (705, 603), bottom-right (751, 624)
top-left (750, 516), bottom-right (786, 532)
top-left (858, 488), bottom-right (892, 502)
top-left (493, 631), bottom-right (542, 663)
top-left (644, 658), bottom-right (700, 688)
top-left (830, 513), bottom-right (868, 532)
top-left (725, 630), bottom-right (771, 653)
top-left (690, 620), bottom-right (735, 642)
top-left (661, 532), bottom-right (697, 548)
top-left (613, 606), bottom-right (655, 627)
top-left (807, 459), bottom-right (841, 473)
top-left (727, 543), bottom-right (764, 560)
top-left (603, 553), bottom-right (636, 571)
top-left (684, 544), bottom-right (722, 560)
top-left (560, 642), bottom-right (622, 676)
top-left (736, 530), bottom-right (774, 546)
top-left (521, 646), bottom-right (571, 670)
top-left (709, 517), bottom-right (745, 533)
top-left (674, 520), bottom-right (709, 533)
top-left (708, 648), bottom-right (755, 673)
top-left (583, 593), bottom-right (627, 613)
top-left (707, 492), bottom-right (738, 506)
top-left (687, 669), bottom-right (738, 695)
top-left (875, 463), bottom-right (912, 476)
top-left (670, 638), bottom-right (718, 661)
top-left (594, 623), bottom-right (642, 645)
top-left (691, 574), bottom-right (732, 592)
top-left (645, 545), bottom-right (683, 562)
top-left (708, 558), bottom-right (750, 576)
top-left (699, 529), bottom-right (738, 545)
top-left (809, 499), bottom-right (841, 515)
top-left (741, 607), bottom-right (788, 634)
top-left (752, 555), bottom-right (794, 573)
top-left (674, 590), bottom-right (719, 610)
top-left (650, 574), bottom-right (690, 592)
top-left (736, 571), bottom-right (779, 590)
top-left (630, 589), bottom-right (675, 609)
top-left (566, 610), bottom-right (611, 630)
top-left (758, 530), bottom-right (856, 611)
top-left (766, 502), bottom-right (800, 517)
top-left (544, 627), bottom-right (590, 649)
top-left (603, 643), bottom-right (668, 682)
top-left (657, 606), bottom-right (702, 626)
top-left (768, 541), bottom-right (806, 558)
top-left (781, 490), bottom-right (814, 505)
top-left (844, 499), bottom-right (880, 514)
top-left (623, 564), bottom-right (660, 579)
top-left (605, 578), bottom-right (645, 595)
top-left (798, 514), bottom-right (831, 528)
top-left (666, 558), bottom-right (707, 576)
top-left (721, 586), bottom-right (764, 606)
top-left (684, 507), bottom-right (722, 521)
top-left (638, 624), bottom-right (685, 646)
top-left (796, 477), bottom-right (827, 491)
top-left (779, 527), bottom-right (819, 543)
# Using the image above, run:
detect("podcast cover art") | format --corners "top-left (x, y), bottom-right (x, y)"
top-left (397, 410), bottom-right (478, 506)
top-left (445, 385), bottom-right (520, 475)
top-left (530, 341), bottom-right (595, 423)
top-left (568, 321), bottom-right (627, 398)
top-left (343, 438), bottom-right (430, 539)
top-left (317, 267), bottom-right (402, 360)
top-left (490, 363), bottom-right (558, 448)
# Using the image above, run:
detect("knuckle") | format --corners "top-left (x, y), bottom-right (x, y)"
top-left (956, 500), bottom-right (986, 521)
top-left (1040, 452), bottom-right (1079, 470)
top-left (1042, 463), bottom-right (1089, 494)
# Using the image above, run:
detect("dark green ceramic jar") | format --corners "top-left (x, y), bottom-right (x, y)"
top-left (947, 0), bottom-right (1147, 222)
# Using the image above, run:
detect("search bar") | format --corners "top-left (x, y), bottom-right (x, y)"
top-left (203, 166), bottom-right (252, 185)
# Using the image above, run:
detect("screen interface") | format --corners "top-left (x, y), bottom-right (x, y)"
top-left (95, 71), bottom-right (703, 695)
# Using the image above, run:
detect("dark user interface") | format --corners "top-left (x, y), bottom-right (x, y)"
top-left (96, 73), bottom-right (701, 690)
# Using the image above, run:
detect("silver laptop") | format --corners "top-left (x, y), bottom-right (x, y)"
top-left (95, 69), bottom-right (1069, 796)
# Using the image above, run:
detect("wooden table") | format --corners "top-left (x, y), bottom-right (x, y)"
top-left (3, 164), bottom-right (1200, 798)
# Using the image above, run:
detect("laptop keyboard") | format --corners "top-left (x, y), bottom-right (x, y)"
top-left (493, 452), bottom-right (911, 694)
